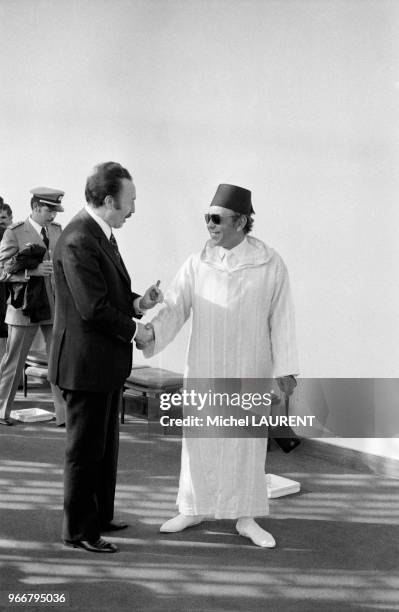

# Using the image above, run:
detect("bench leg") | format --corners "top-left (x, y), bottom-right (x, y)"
top-left (23, 369), bottom-right (27, 397)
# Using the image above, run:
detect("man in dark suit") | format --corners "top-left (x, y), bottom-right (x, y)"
top-left (49, 161), bottom-right (159, 553)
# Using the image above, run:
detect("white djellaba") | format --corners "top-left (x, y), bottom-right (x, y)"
top-left (144, 234), bottom-right (298, 548)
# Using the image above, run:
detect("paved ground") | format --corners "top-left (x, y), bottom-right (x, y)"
top-left (0, 389), bottom-right (398, 612)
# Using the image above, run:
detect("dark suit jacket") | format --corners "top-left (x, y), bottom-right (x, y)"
top-left (6, 244), bottom-right (50, 322)
top-left (48, 209), bottom-right (141, 392)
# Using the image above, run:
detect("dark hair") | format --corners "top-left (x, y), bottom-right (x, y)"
top-left (242, 214), bottom-right (254, 234)
top-left (0, 202), bottom-right (12, 216)
top-left (233, 213), bottom-right (253, 234)
top-left (85, 161), bottom-right (132, 208)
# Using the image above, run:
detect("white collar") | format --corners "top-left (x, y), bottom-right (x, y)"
top-left (202, 235), bottom-right (274, 271)
top-left (85, 205), bottom-right (112, 240)
top-left (219, 236), bottom-right (248, 261)
top-left (29, 216), bottom-right (46, 237)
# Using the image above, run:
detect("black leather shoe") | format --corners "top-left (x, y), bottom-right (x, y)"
top-left (63, 538), bottom-right (118, 553)
top-left (101, 520), bottom-right (129, 532)
top-left (0, 418), bottom-right (13, 426)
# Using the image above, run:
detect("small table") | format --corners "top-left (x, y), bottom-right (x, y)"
top-left (122, 366), bottom-right (183, 432)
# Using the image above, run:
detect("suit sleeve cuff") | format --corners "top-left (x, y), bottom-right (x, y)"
top-left (133, 296), bottom-right (144, 315)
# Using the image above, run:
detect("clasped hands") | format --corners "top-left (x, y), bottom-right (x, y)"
top-left (135, 323), bottom-right (155, 350)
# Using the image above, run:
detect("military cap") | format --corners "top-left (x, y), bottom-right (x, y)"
top-left (30, 186), bottom-right (65, 212)
top-left (210, 184), bottom-right (254, 215)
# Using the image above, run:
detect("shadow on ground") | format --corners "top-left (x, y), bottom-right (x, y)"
top-left (0, 389), bottom-right (398, 611)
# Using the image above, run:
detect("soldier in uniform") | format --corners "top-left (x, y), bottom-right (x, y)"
top-left (0, 187), bottom-right (66, 426)
top-left (0, 200), bottom-right (13, 362)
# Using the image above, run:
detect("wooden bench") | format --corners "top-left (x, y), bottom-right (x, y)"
top-left (23, 350), bottom-right (49, 396)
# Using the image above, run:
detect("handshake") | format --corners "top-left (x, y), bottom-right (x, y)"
top-left (135, 322), bottom-right (155, 350)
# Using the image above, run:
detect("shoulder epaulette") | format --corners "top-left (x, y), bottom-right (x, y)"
top-left (8, 221), bottom-right (24, 230)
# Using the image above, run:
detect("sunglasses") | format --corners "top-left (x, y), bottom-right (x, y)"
top-left (204, 213), bottom-right (238, 225)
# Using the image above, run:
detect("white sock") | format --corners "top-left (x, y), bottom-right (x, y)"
top-left (236, 518), bottom-right (276, 548)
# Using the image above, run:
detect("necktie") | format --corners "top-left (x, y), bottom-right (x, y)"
top-left (41, 227), bottom-right (49, 249)
top-left (109, 233), bottom-right (121, 261)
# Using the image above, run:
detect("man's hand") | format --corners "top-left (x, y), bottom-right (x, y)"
top-left (139, 281), bottom-right (163, 310)
top-left (135, 322), bottom-right (155, 350)
top-left (29, 261), bottom-right (53, 277)
top-left (276, 375), bottom-right (297, 397)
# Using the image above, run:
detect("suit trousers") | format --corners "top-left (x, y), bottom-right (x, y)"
top-left (0, 337), bottom-right (6, 366)
top-left (62, 388), bottom-right (121, 542)
top-left (0, 323), bottom-right (66, 424)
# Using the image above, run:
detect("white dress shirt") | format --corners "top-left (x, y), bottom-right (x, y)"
top-left (29, 216), bottom-right (47, 239)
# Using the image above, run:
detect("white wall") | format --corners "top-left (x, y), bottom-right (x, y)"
top-left (1, 0), bottom-right (398, 454)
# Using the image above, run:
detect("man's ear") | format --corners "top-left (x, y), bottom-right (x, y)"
top-left (104, 194), bottom-right (114, 209)
top-left (236, 215), bottom-right (247, 232)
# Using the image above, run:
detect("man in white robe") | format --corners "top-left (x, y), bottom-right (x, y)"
top-left (141, 184), bottom-right (298, 547)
